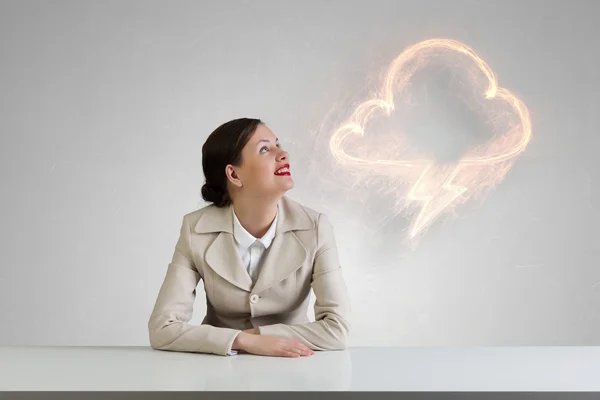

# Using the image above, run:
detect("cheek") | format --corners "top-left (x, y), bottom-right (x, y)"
top-left (246, 162), bottom-right (274, 185)
top-left (259, 164), bottom-right (275, 182)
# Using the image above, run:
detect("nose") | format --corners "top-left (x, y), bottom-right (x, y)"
top-left (277, 148), bottom-right (288, 162)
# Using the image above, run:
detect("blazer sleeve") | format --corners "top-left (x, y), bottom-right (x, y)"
top-left (258, 213), bottom-right (351, 350)
top-left (147, 215), bottom-right (242, 356)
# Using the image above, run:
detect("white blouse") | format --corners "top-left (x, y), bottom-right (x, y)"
top-left (225, 206), bottom-right (279, 355)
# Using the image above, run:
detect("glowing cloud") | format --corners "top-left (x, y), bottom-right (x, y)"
top-left (328, 38), bottom-right (532, 242)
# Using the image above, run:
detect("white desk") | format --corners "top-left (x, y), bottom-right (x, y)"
top-left (1, 346), bottom-right (599, 391)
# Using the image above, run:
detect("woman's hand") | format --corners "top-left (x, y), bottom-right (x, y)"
top-left (232, 331), bottom-right (315, 358)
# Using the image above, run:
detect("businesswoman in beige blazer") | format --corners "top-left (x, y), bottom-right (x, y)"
top-left (148, 117), bottom-right (351, 357)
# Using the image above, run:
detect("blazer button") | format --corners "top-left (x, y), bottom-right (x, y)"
top-left (250, 294), bottom-right (259, 304)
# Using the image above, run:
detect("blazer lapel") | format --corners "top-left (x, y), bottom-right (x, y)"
top-left (205, 232), bottom-right (253, 292)
top-left (193, 196), bottom-right (315, 294)
top-left (194, 202), bottom-right (253, 292)
top-left (250, 231), bottom-right (306, 294)
top-left (251, 196), bottom-right (315, 294)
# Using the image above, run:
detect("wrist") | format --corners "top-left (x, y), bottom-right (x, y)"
top-left (231, 331), bottom-right (252, 350)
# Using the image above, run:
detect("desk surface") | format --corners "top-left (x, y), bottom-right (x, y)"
top-left (1, 346), bottom-right (599, 391)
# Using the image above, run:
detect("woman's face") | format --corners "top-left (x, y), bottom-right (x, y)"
top-left (227, 124), bottom-right (294, 199)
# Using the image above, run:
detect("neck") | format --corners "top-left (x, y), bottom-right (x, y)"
top-left (232, 196), bottom-right (280, 238)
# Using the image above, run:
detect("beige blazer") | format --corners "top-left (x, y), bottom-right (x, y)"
top-left (148, 195), bottom-right (351, 356)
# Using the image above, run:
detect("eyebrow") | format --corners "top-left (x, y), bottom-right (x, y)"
top-left (256, 138), bottom-right (279, 146)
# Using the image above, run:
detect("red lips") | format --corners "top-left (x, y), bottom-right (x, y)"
top-left (274, 164), bottom-right (291, 176)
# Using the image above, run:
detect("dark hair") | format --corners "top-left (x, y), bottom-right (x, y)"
top-left (201, 117), bottom-right (263, 207)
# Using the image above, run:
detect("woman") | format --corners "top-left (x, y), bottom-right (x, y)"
top-left (148, 117), bottom-right (351, 357)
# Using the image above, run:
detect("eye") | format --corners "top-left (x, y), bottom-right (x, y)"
top-left (259, 143), bottom-right (282, 154)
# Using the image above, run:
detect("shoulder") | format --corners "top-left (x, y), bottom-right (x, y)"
top-left (281, 196), bottom-right (334, 233)
top-left (283, 195), bottom-right (321, 220)
top-left (180, 203), bottom-right (217, 230)
top-left (282, 197), bottom-right (338, 253)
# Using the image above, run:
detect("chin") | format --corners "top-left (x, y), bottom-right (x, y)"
top-left (275, 180), bottom-right (294, 194)
top-left (283, 178), bottom-right (295, 190)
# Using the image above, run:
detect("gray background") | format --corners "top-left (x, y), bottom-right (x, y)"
top-left (1, 0), bottom-right (599, 346)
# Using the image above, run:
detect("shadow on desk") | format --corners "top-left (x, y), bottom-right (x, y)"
top-left (146, 349), bottom-right (353, 391)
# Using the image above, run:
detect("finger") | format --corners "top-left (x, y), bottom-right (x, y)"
top-left (293, 342), bottom-right (314, 354)
top-left (287, 347), bottom-right (304, 355)
top-left (276, 346), bottom-right (300, 357)
top-left (295, 348), bottom-right (314, 356)
top-left (280, 350), bottom-right (300, 358)
top-left (287, 339), bottom-right (308, 349)
top-left (282, 340), bottom-right (314, 355)
top-left (286, 345), bottom-right (313, 356)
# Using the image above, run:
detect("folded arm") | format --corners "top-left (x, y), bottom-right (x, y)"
top-left (258, 213), bottom-right (351, 350)
top-left (148, 216), bottom-right (241, 356)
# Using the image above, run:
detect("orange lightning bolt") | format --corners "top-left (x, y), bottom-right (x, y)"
top-left (327, 38), bottom-right (532, 241)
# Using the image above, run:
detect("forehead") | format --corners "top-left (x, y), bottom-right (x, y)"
top-left (249, 124), bottom-right (277, 144)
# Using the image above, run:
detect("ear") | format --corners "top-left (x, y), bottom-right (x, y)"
top-left (225, 164), bottom-right (243, 188)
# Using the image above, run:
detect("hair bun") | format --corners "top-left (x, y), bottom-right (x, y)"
top-left (201, 182), bottom-right (227, 206)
